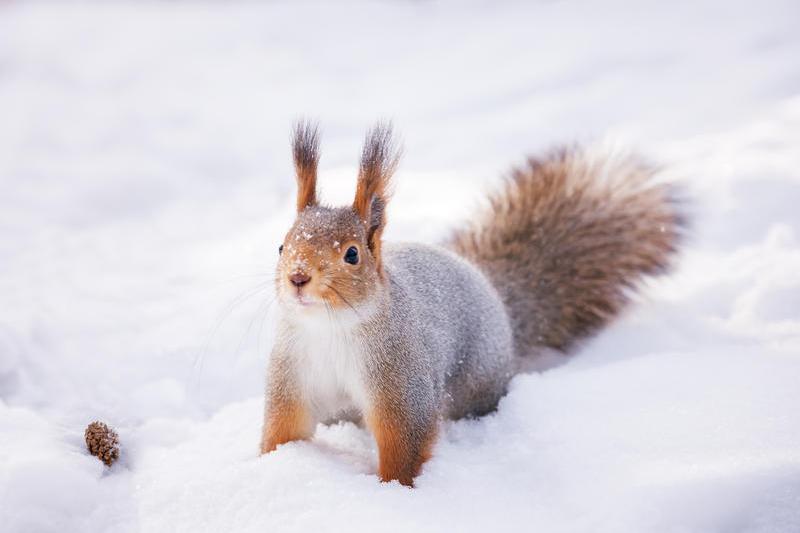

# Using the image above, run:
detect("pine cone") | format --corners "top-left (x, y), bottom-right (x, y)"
top-left (84, 421), bottom-right (120, 467)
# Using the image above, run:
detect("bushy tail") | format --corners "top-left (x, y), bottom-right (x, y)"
top-left (448, 147), bottom-right (686, 358)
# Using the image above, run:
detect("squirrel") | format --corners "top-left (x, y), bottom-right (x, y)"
top-left (259, 121), bottom-right (684, 487)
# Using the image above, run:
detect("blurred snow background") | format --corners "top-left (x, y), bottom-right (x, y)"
top-left (0, 1), bottom-right (799, 531)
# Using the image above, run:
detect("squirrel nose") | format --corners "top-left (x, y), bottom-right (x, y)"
top-left (289, 272), bottom-right (311, 287)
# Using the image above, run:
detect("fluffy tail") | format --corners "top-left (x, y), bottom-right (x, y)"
top-left (448, 147), bottom-right (686, 358)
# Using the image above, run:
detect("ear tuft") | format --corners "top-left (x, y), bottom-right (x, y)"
top-left (354, 122), bottom-right (401, 274)
top-left (292, 120), bottom-right (320, 212)
top-left (354, 122), bottom-right (400, 218)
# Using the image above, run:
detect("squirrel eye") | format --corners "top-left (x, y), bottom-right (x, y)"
top-left (344, 246), bottom-right (359, 265)
top-left (278, 244), bottom-right (284, 255)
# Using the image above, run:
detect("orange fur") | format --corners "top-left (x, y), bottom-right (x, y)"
top-left (260, 397), bottom-right (313, 454)
top-left (278, 237), bottom-right (373, 312)
top-left (367, 405), bottom-right (437, 487)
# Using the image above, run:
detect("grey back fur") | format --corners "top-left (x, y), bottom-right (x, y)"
top-left (380, 243), bottom-right (514, 419)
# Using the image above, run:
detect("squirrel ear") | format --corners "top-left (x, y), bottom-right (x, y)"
top-left (292, 120), bottom-right (320, 212)
top-left (354, 122), bottom-right (401, 274)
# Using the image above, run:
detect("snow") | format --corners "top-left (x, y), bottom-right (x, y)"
top-left (1, 1), bottom-right (799, 532)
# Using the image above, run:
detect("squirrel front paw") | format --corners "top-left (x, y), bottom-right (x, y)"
top-left (260, 400), bottom-right (313, 455)
top-left (368, 408), bottom-right (438, 487)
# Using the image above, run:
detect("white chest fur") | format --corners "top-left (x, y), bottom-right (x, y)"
top-left (287, 310), bottom-right (370, 421)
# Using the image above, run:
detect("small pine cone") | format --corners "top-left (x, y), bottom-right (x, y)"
top-left (85, 421), bottom-right (120, 467)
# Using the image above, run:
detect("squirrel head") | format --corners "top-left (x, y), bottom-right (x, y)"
top-left (276, 121), bottom-right (400, 314)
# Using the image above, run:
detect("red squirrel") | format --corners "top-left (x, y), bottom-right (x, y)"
top-left (260, 122), bottom-right (684, 486)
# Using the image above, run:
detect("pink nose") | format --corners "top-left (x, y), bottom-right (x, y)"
top-left (289, 272), bottom-right (310, 287)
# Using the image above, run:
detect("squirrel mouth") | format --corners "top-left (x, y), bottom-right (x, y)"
top-left (293, 291), bottom-right (316, 307)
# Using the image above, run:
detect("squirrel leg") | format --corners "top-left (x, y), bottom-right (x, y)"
top-left (367, 406), bottom-right (438, 487)
top-left (260, 391), bottom-right (313, 455)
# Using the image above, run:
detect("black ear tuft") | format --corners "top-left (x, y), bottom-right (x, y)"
top-left (292, 119), bottom-right (320, 212)
top-left (353, 122), bottom-right (400, 219)
top-left (353, 122), bottom-right (401, 275)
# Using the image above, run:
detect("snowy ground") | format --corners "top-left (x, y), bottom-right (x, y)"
top-left (1, 1), bottom-right (799, 532)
